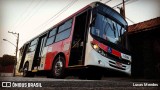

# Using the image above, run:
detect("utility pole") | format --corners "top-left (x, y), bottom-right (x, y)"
top-left (123, 0), bottom-right (125, 19)
top-left (120, 0), bottom-right (126, 19)
top-left (8, 31), bottom-right (19, 77)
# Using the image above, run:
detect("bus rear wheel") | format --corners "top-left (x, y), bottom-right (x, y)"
top-left (23, 63), bottom-right (34, 77)
top-left (23, 63), bottom-right (30, 77)
top-left (51, 55), bottom-right (66, 78)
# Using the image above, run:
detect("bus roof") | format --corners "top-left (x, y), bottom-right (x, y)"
top-left (21, 2), bottom-right (126, 47)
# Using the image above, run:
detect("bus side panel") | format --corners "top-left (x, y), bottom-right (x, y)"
top-left (61, 38), bottom-right (72, 67)
top-left (38, 46), bottom-right (48, 70)
top-left (84, 29), bottom-right (94, 66)
top-left (23, 51), bottom-right (35, 71)
top-left (62, 17), bottom-right (75, 67)
top-left (18, 54), bottom-right (23, 72)
top-left (44, 17), bottom-right (75, 70)
top-left (18, 50), bottom-right (23, 72)
top-left (18, 44), bottom-right (29, 72)
top-left (44, 41), bottom-right (62, 70)
top-left (44, 38), bottom-right (72, 70)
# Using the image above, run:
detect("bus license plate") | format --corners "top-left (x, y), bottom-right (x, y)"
top-left (116, 62), bottom-right (122, 68)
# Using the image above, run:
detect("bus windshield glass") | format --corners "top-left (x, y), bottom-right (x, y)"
top-left (91, 13), bottom-right (127, 48)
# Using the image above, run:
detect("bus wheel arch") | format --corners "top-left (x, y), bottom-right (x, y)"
top-left (49, 52), bottom-right (66, 78)
top-left (23, 61), bottom-right (35, 77)
top-left (54, 52), bottom-right (66, 65)
top-left (23, 61), bottom-right (29, 77)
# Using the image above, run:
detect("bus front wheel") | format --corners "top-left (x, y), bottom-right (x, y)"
top-left (51, 55), bottom-right (66, 79)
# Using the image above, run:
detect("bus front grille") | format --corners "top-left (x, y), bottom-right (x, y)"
top-left (109, 61), bottom-right (126, 70)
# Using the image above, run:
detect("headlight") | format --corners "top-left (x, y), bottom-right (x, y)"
top-left (93, 44), bottom-right (99, 49)
top-left (92, 44), bottom-right (100, 51)
top-left (91, 43), bottom-right (106, 57)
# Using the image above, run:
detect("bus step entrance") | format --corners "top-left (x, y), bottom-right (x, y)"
top-left (32, 67), bottom-right (38, 72)
top-left (78, 60), bottom-right (83, 65)
top-left (32, 69), bottom-right (38, 72)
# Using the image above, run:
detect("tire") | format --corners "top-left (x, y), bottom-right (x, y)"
top-left (23, 62), bottom-right (35, 77)
top-left (23, 63), bottom-right (30, 77)
top-left (51, 55), bottom-right (66, 78)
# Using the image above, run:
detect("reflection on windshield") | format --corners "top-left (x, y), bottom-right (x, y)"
top-left (91, 13), bottom-right (126, 45)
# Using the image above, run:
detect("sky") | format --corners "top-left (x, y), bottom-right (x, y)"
top-left (0, 0), bottom-right (160, 57)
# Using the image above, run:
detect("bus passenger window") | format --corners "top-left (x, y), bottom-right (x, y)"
top-left (49, 28), bottom-right (57, 37)
top-left (27, 38), bottom-right (38, 52)
top-left (45, 28), bottom-right (57, 46)
top-left (58, 19), bottom-right (72, 33)
top-left (28, 45), bottom-right (36, 52)
top-left (55, 28), bottom-right (71, 42)
top-left (46, 36), bottom-right (55, 46)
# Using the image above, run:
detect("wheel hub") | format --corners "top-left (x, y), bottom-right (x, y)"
top-left (55, 60), bottom-right (63, 76)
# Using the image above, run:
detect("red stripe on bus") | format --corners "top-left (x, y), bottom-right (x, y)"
top-left (92, 39), bottom-right (121, 58)
top-left (112, 49), bottom-right (121, 57)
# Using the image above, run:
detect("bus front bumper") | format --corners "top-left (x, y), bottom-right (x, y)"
top-left (85, 49), bottom-right (131, 75)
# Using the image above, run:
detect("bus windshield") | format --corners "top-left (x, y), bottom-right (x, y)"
top-left (91, 13), bottom-right (127, 48)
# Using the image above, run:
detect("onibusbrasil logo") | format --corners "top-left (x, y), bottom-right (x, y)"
top-left (2, 82), bottom-right (42, 87)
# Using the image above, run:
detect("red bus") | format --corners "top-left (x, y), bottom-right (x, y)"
top-left (18, 2), bottom-right (132, 79)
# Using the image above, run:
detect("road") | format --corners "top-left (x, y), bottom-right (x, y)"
top-left (0, 76), bottom-right (160, 90)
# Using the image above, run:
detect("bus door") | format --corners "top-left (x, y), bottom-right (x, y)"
top-left (69, 9), bottom-right (91, 66)
top-left (32, 34), bottom-right (47, 71)
top-left (19, 43), bottom-right (29, 72)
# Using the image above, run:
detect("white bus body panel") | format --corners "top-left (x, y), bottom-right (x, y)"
top-left (38, 47), bottom-right (48, 70)
top-left (23, 51), bottom-right (35, 71)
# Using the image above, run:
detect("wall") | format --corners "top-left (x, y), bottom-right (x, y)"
top-left (0, 65), bottom-right (14, 76)
top-left (128, 27), bottom-right (160, 79)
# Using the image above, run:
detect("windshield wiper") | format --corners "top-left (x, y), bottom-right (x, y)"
top-left (112, 23), bottom-right (117, 38)
top-left (119, 27), bottom-right (122, 37)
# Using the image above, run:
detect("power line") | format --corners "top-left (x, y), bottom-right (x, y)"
top-left (13, 0), bottom-right (42, 31)
top-left (104, 0), bottom-right (112, 4)
top-left (11, 0), bottom-right (35, 31)
top-left (125, 0), bottom-right (139, 24)
top-left (17, 0), bottom-right (42, 26)
top-left (20, 0), bottom-right (45, 27)
top-left (111, 0), bottom-right (135, 24)
top-left (33, 0), bottom-right (77, 32)
top-left (42, 0), bottom-right (78, 30)
top-left (112, 0), bottom-right (131, 8)
top-left (126, 17), bottom-right (135, 23)
top-left (125, 0), bottom-right (139, 6)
